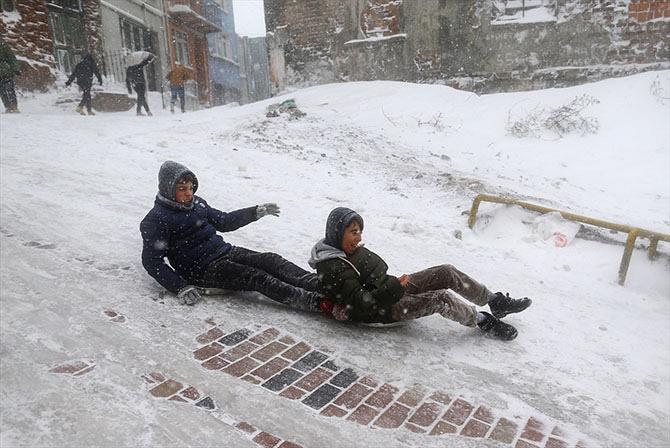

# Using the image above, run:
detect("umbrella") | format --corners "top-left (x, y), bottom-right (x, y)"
top-left (125, 50), bottom-right (154, 67)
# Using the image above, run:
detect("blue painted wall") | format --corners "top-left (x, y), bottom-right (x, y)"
top-left (205, 0), bottom-right (241, 103)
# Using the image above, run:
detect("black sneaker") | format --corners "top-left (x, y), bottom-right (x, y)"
top-left (488, 292), bottom-right (532, 319)
top-left (478, 312), bottom-right (518, 341)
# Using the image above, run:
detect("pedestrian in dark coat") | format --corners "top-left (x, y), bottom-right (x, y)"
top-left (0, 39), bottom-right (20, 113)
top-left (65, 52), bottom-right (102, 115)
top-left (140, 160), bottom-right (325, 311)
top-left (309, 207), bottom-right (532, 340)
top-left (126, 54), bottom-right (154, 116)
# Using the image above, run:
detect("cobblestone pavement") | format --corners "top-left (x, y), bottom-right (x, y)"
top-left (173, 324), bottom-right (588, 448)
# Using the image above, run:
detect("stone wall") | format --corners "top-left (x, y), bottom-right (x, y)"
top-left (264, 0), bottom-right (670, 93)
top-left (264, 0), bottom-right (348, 86)
top-left (0, 1), bottom-right (56, 91)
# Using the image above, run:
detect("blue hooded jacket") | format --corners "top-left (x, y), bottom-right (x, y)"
top-left (140, 161), bottom-right (258, 293)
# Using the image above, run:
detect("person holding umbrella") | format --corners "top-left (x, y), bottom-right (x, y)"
top-left (126, 51), bottom-right (155, 116)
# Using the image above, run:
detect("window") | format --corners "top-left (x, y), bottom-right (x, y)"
top-left (492, 0), bottom-right (559, 24)
top-left (2, 0), bottom-right (15, 12)
top-left (49, 13), bottom-right (85, 48)
top-left (121, 19), bottom-right (147, 51)
top-left (174, 31), bottom-right (190, 65)
top-left (47, 0), bottom-right (82, 12)
top-left (210, 33), bottom-right (231, 59)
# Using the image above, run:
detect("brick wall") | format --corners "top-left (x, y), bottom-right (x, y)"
top-left (264, 0), bottom-right (347, 85)
top-left (628, 0), bottom-right (670, 22)
top-left (361, 0), bottom-right (402, 36)
top-left (265, 0), bottom-right (669, 92)
top-left (82, 0), bottom-right (104, 63)
top-left (0, 1), bottom-right (56, 90)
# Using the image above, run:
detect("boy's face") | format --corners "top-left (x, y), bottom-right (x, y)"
top-left (341, 220), bottom-right (362, 256)
top-left (175, 180), bottom-right (194, 204)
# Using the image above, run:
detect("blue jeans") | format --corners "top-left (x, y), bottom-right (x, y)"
top-left (170, 85), bottom-right (185, 111)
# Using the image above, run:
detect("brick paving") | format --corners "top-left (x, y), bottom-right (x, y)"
top-left (49, 360), bottom-right (96, 376)
top-left (192, 324), bottom-right (588, 448)
top-left (142, 371), bottom-right (305, 448)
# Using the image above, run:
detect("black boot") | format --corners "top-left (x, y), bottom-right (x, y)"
top-left (488, 292), bottom-right (532, 319)
top-left (477, 312), bottom-right (518, 341)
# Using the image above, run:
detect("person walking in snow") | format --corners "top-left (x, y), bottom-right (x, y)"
top-left (309, 207), bottom-right (532, 340)
top-left (0, 39), bottom-right (21, 113)
top-left (165, 63), bottom-right (191, 113)
top-left (140, 161), bottom-right (327, 312)
top-left (126, 54), bottom-right (154, 116)
top-left (65, 51), bottom-right (103, 116)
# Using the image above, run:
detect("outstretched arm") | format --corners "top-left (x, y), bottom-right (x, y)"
top-left (66, 68), bottom-right (77, 86)
top-left (94, 63), bottom-right (102, 85)
top-left (204, 200), bottom-right (259, 233)
top-left (125, 69), bottom-right (132, 94)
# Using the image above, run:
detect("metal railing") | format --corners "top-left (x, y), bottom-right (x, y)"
top-left (101, 49), bottom-right (128, 86)
top-left (468, 194), bottom-right (670, 285)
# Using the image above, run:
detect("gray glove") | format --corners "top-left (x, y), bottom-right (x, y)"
top-left (177, 285), bottom-right (202, 306)
top-left (256, 203), bottom-right (280, 219)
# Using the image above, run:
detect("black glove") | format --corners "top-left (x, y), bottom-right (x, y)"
top-left (177, 285), bottom-right (202, 306)
top-left (65, 82), bottom-right (71, 87)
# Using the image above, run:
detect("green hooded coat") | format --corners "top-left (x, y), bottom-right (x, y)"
top-left (0, 41), bottom-right (20, 81)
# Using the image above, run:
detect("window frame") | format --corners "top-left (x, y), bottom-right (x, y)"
top-left (173, 30), bottom-right (191, 66)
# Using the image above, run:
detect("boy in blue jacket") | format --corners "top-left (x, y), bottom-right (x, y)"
top-left (140, 161), bottom-right (324, 311)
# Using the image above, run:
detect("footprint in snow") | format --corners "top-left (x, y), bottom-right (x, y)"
top-left (23, 241), bottom-right (57, 249)
top-left (104, 309), bottom-right (127, 323)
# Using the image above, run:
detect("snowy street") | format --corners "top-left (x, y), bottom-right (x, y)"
top-left (1, 72), bottom-right (669, 447)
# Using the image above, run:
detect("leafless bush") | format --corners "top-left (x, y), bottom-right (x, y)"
top-left (416, 113), bottom-right (445, 132)
top-left (650, 76), bottom-right (670, 104)
top-left (508, 94), bottom-right (600, 138)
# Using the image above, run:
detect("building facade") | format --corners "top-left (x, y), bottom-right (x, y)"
top-left (165, 0), bottom-right (221, 105)
top-left (264, 0), bottom-right (670, 93)
top-left (238, 35), bottom-right (271, 103)
top-left (204, 0), bottom-right (241, 105)
top-left (0, 0), bottom-right (102, 91)
top-left (98, 0), bottom-right (168, 91)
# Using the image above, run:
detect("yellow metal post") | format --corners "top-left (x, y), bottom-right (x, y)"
top-left (648, 239), bottom-right (659, 260)
top-left (618, 229), bottom-right (640, 285)
top-left (468, 194), bottom-right (669, 286)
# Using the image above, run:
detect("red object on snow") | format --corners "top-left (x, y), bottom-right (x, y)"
top-left (319, 298), bottom-right (334, 314)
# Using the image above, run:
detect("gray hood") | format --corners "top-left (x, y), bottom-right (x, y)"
top-left (308, 239), bottom-right (346, 269)
top-left (156, 160), bottom-right (198, 211)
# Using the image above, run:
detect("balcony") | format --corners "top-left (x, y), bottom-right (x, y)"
top-left (168, 0), bottom-right (221, 34)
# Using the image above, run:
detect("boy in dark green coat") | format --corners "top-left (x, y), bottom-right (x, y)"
top-left (309, 207), bottom-right (532, 340)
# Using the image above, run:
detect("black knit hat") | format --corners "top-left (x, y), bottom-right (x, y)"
top-left (324, 207), bottom-right (364, 249)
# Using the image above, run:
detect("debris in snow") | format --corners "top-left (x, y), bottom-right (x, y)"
top-left (266, 99), bottom-right (306, 120)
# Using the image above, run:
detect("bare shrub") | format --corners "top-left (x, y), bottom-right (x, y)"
top-left (650, 75), bottom-right (670, 104)
top-left (508, 94), bottom-right (600, 138)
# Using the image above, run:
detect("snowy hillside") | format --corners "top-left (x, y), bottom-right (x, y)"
top-left (1, 71), bottom-right (669, 448)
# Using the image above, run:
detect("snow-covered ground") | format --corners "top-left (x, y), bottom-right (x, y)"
top-left (1, 72), bottom-right (669, 447)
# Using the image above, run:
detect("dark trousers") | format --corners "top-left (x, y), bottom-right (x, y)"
top-left (201, 246), bottom-right (323, 312)
top-left (390, 264), bottom-right (491, 327)
top-left (170, 85), bottom-right (185, 111)
top-left (0, 78), bottom-right (18, 111)
top-left (78, 86), bottom-right (92, 111)
top-left (135, 84), bottom-right (150, 113)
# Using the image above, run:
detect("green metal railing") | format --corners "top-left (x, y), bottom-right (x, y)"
top-left (468, 194), bottom-right (670, 285)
